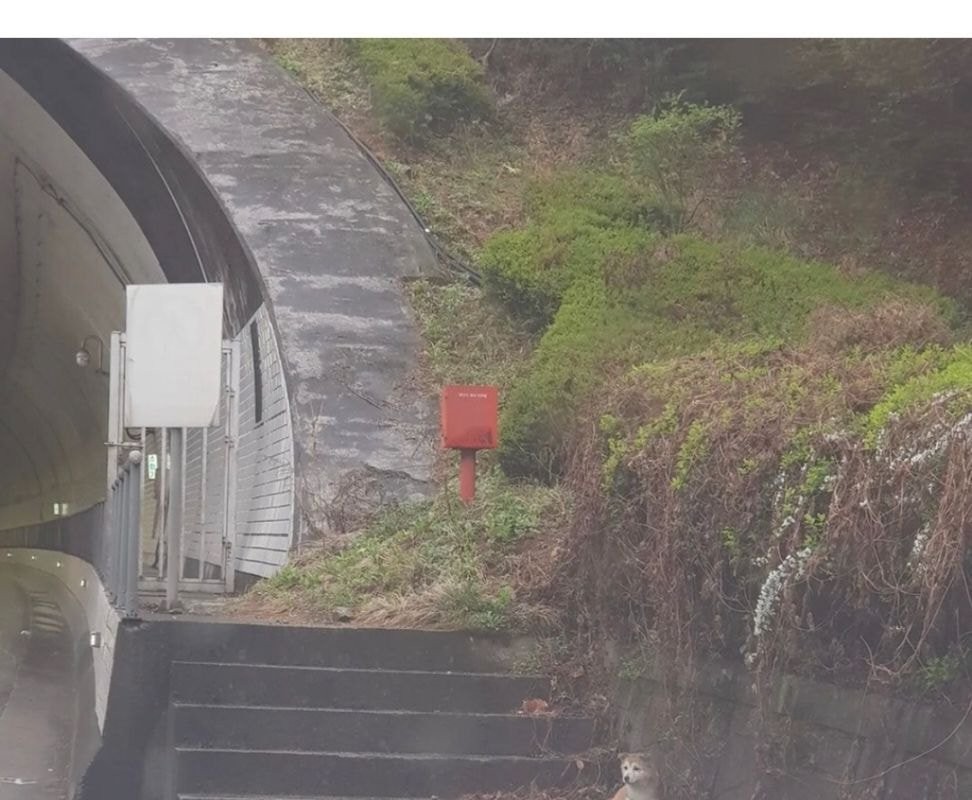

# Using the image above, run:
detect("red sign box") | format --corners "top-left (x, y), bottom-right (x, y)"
top-left (440, 385), bottom-right (499, 450)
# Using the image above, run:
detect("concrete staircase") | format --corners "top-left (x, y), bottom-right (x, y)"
top-left (165, 625), bottom-right (594, 799)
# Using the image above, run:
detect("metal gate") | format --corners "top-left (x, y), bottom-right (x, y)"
top-left (109, 334), bottom-right (240, 605)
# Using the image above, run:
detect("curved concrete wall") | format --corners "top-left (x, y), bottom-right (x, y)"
top-left (0, 40), bottom-right (297, 575)
top-left (0, 68), bottom-right (165, 528)
top-left (68, 39), bottom-right (440, 543)
top-left (1, 37), bottom-right (439, 582)
top-left (0, 40), bottom-right (266, 327)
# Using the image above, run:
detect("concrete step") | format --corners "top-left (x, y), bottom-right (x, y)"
top-left (173, 705), bottom-right (595, 757)
top-left (175, 750), bottom-right (582, 798)
top-left (179, 797), bottom-right (422, 800)
top-left (171, 662), bottom-right (548, 714)
top-left (168, 622), bottom-right (535, 672)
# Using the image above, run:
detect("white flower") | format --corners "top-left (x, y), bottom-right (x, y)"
top-left (753, 546), bottom-right (813, 639)
top-left (908, 524), bottom-right (931, 576)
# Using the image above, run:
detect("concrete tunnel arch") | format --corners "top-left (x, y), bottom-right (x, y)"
top-left (0, 38), bottom-right (440, 583)
top-left (0, 39), bottom-right (266, 539)
top-left (0, 38), bottom-right (442, 795)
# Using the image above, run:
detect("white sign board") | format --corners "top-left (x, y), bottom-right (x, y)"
top-left (125, 284), bottom-right (224, 428)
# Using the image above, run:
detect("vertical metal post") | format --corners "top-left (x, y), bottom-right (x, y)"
top-left (459, 449), bottom-right (477, 504)
top-left (199, 426), bottom-right (208, 578)
top-left (223, 340), bottom-right (241, 593)
top-left (124, 455), bottom-right (141, 617)
top-left (106, 333), bottom-right (124, 492)
top-left (104, 332), bottom-right (124, 594)
top-left (165, 427), bottom-right (184, 611)
top-left (107, 477), bottom-right (118, 604)
top-left (178, 427), bottom-right (188, 581)
top-left (159, 428), bottom-right (168, 580)
top-left (138, 427), bottom-right (146, 580)
top-left (118, 469), bottom-right (129, 611)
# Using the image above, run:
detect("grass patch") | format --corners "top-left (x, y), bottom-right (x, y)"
top-left (348, 39), bottom-right (493, 143)
top-left (246, 468), bottom-right (567, 631)
top-left (264, 39), bottom-right (622, 260)
top-left (266, 39), bottom-right (371, 123)
top-left (260, 41), bottom-right (972, 697)
top-left (405, 279), bottom-right (536, 389)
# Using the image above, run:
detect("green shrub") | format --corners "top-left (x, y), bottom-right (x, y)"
top-left (865, 345), bottom-right (972, 446)
top-left (479, 171), bottom-right (665, 327)
top-left (349, 39), bottom-right (493, 142)
top-left (629, 100), bottom-right (741, 231)
top-left (497, 236), bottom-right (942, 477)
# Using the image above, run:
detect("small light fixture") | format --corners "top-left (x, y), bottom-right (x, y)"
top-left (80, 578), bottom-right (87, 588)
top-left (56, 561), bottom-right (62, 568)
top-left (76, 335), bottom-right (107, 376)
top-left (89, 632), bottom-right (102, 648)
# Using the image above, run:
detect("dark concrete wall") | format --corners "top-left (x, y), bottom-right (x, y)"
top-left (0, 38), bottom-right (268, 532)
top-left (617, 656), bottom-right (972, 799)
top-left (0, 39), bottom-right (265, 333)
top-left (68, 39), bottom-right (440, 541)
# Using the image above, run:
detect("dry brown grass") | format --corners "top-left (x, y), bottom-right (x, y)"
top-left (806, 300), bottom-right (953, 355)
top-left (545, 301), bottom-right (971, 691)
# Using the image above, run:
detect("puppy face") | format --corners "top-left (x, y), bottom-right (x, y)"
top-left (620, 753), bottom-right (657, 786)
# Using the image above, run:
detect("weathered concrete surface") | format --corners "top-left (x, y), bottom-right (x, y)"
top-left (0, 564), bottom-right (99, 799)
top-left (69, 39), bottom-right (440, 540)
top-left (617, 654), bottom-right (972, 799)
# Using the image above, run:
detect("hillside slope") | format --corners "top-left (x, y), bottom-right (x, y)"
top-left (248, 40), bottom-right (972, 706)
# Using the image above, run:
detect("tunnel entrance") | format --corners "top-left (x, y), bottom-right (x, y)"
top-left (0, 563), bottom-right (99, 799)
top-left (0, 66), bottom-right (166, 531)
top-left (0, 40), bottom-right (295, 588)
top-left (0, 39), bottom-right (299, 799)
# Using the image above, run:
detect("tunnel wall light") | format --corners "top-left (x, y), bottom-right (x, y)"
top-left (89, 631), bottom-right (102, 648)
top-left (76, 334), bottom-right (108, 376)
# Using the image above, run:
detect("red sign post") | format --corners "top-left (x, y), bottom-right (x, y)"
top-left (440, 385), bottom-right (499, 504)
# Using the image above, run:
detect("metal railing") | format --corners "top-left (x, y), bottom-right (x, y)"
top-left (103, 451), bottom-right (142, 618)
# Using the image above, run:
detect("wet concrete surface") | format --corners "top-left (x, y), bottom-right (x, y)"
top-left (69, 38), bottom-right (440, 524)
top-left (0, 565), bottom-right (98, 799)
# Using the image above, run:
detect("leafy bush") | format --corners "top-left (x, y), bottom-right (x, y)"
top-left (629, 100), bottom-right (741, 231)
top-left (350, 39), bottom-right (493, 142)
top-left (495, 234), bottom-right (941, 478)
top-left (865, 345), bottom-right (972, 446)
top-left (479, 171), bottom-right (665, 328)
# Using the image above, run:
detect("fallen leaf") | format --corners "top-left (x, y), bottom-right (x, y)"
top-left (517, 698), bottom-right (551, 716)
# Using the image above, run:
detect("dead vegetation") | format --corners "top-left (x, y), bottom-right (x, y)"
top-left (252, 41), bottom-right (972, 694)
top-left (543, 303), bottom-right (972, 695)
